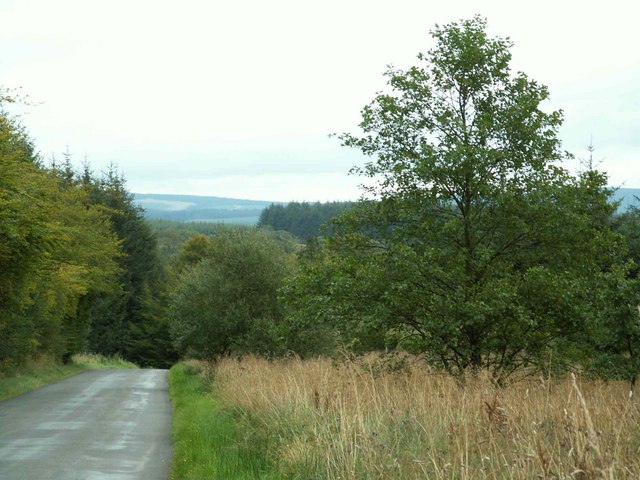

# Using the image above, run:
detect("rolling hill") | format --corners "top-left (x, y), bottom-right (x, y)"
top-left (133, 193), bottom-right (279, 224)
top-left (133, 188), bottom-right (640, 225)
top-left (611, 188), bottom-right (640, 211)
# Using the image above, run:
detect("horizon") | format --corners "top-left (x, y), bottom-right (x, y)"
top-left (133, 187), bottom-right (640, 204)
top-left (3, 0), bottom-right (639, 201)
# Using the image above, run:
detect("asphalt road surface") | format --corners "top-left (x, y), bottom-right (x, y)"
top-left (0, 369), bottom-right (172, 480)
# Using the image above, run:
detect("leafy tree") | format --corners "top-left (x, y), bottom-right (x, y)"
top-left (281, 236), bottom-right (389, 357)
top-left (587, 203), bottom-right (640, 388)
top-left (169, 229), bottom-right (294, 359)
top-left (615, 203), bottom-right (640, 278)
top-left (588, 269), bottom-right (640, 388)
top-left (0, 96), bottom-right (121, 368)
top-left (286, 17), bottom-right (624, 381)
top-left (170, 233), bottom-right (215, 274)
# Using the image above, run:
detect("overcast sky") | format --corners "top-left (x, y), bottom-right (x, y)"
top-left (2, 0), bottom-right (639, 201)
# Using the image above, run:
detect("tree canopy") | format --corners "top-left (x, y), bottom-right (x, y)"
top-left (0, 90), bottom-right (175, 370)
top-left (258, 201), bottom-right (354, 240)
top-left (0, 96), bottom-right (121, 367)
top-left (284, 17), bottom-right (626, 382)
top-left (169, 228), bottom-right (295, 359)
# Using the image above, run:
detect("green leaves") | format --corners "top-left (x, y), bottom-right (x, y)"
top-left (294, 17), bottom-right (628, 381)
top-left (0, 110), bottom-right (122, 368)
top-left (168, 228), bottom-right (294, 360)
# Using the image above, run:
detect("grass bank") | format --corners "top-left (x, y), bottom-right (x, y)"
top-left (168, 362), bottom-right (278, 480)
top-left (0, 353), bottom-right (137, 401)
top-left (207, 355), bottom-right (640, 479)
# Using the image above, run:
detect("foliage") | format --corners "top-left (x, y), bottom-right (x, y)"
top-left (588, 203), bottom-right (640, 387)
top-left (258, 200), bottom-right (354, 240)
top-left (168, 229), bottom-right (294, 359)
top-left (149, 220), bottom-right (234, 259)
top-left (151, 219), bottom-right (300, 261)
top-left (615, 203), bottom-right (640, 277)
top-left (284, 17), bottom-right (626, 381)
top-left (588, 271), bottom-right (640, 387)
top-left (168, 362), bottom-right (278, 479)
top-left (76, 166), bottom-right (177, 367)
top-left (281, 235), bottom-right (389, 357)
top-left (0, 97), bottom-right (121, 368)
top-left (0, 90), bottom-right (175, 370)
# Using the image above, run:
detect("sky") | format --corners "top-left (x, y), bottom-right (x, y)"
top-left (1, 0), bottom-right (639, 201)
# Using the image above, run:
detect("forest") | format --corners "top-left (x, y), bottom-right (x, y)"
top-left (2, 16), bottom-right (640, 391)
top-left (4, 15), bottom-right (640, 479)
top-left (257, 201), bottom-right (354, 240)
top-left (0, 103), bottom-right (176, 369)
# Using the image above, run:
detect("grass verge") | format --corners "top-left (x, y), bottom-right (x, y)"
top-left (72, 352), bottom-right (138, 370)
top-left (0, 353), bottom-right (137, 401)
top-left (210, 355), bottom-right (640, 479)
top-left (168, 362), bottom-right (278, 480)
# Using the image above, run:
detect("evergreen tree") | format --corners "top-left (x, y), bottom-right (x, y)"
top-left (82, 166), bottom-right (175, 366)
top-left (258, 201), bottom-right (353, 240)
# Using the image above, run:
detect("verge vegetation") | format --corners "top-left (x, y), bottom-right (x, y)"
top-left (168, 362), bottom-right (278, 480)
top-left (0, 353), bottom-right (137, 401)
top-left (205, 355), bottom-right (640, 479)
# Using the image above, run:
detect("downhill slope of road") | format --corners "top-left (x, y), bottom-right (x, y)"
top-left (0, 369), bottom-right (172, 480)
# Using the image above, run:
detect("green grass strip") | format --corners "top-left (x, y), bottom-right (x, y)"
top-left (168, 363), bottom-right (279, 480)
top-left (0, 353), bottom-right (138, 401)
top-left (0, 362), bottom-right (84, 401)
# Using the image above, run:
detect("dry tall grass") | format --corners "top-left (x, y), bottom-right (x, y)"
top-left (206, 355), bottom-right (640, 479)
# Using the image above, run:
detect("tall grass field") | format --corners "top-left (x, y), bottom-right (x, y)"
top-left (184, 355), bottom-right (640, 479)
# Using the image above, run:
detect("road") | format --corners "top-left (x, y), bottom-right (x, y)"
top-left (0, 369), bottom-right (172, 480)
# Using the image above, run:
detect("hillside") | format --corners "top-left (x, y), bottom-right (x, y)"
top-left (133, 193), bottom-right (279, 224)
top-left (133, 189), bottom-right (640, 225)
top-left (611, 187), bottom-right (640, 211)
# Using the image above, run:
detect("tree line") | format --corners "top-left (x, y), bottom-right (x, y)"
top-left (3, 17), bottom-right (640, 386)
top-left (0, 93), bottom-right (175, 370)
top-left (167, 17), bottom-right (640, 386)
top-left (258, 201), bottom-right (354, 240)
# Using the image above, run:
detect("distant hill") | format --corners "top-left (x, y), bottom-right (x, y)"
top-left (133, 193), bottom-right (279, 224)
top-left (133, 188), bottom-right (640, 225)
top-left (611, 188), bottom-right (640, 211)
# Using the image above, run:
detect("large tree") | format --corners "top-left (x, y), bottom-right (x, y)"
top-left (286, 17), bottom-right (623, 381)
top-left (81, 166), bottom-right (175, 367)
top-left (0, 94), bottom-right (121, 368)
top-left (169, 228), bottom-right (294, 359)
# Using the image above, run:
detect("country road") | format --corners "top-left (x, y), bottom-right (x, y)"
top-left (0, 369), bottom-right (172, 480)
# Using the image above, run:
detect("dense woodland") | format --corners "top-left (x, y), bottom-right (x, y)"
top-left (2, 18), bottom-right (640, 387)
top-left (0, 101), bottom-right (177, 369)
top-left (257, 201), bottom-right (354, 240)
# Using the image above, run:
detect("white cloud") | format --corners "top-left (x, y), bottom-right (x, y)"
top-left (2, 0), bottom-right (639, 199)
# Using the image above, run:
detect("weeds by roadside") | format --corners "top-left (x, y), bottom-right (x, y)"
top-left (208, 355), bottom-right (640, 479)
top-left (0, 353), bottom-right (138, 401)
top-left (72, 352), bottom-right (137, 369)
top-left (168, 361), bottom-right (279, 480)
